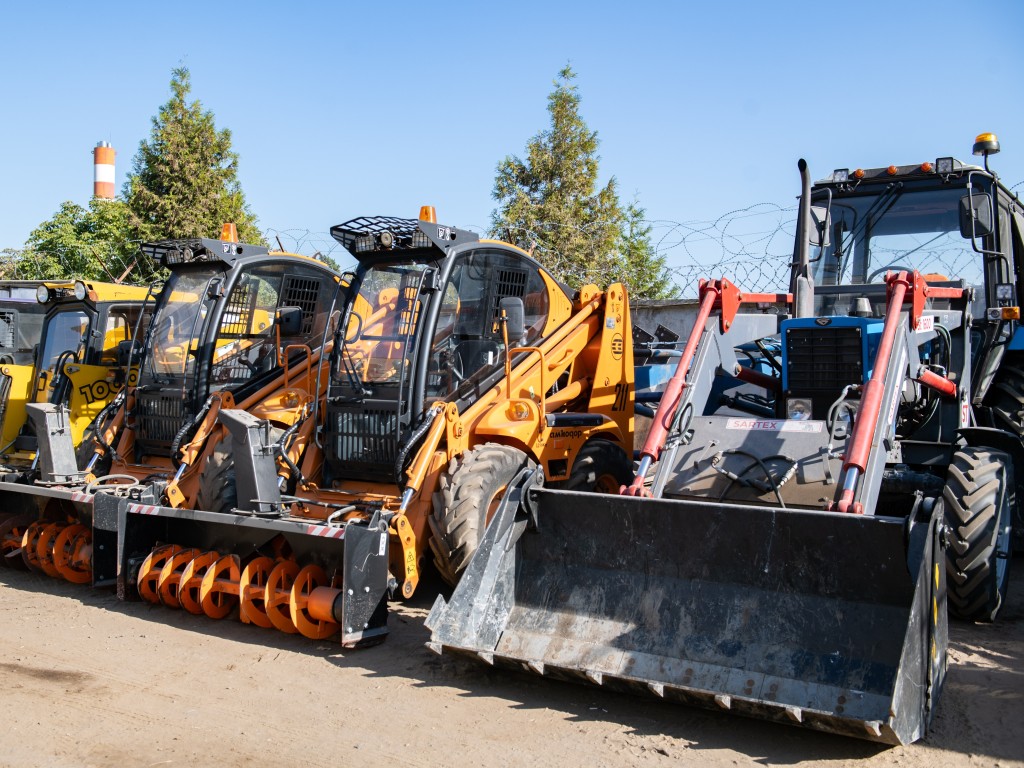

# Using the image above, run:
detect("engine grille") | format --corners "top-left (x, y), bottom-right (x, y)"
top-left (786, 327), bottom-right (864, 395)
top-left (135, 390), bottom-right (188, 450)
top-left (324, 404), bottom-right (398, 483)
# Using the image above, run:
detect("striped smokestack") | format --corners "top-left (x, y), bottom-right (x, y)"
top-left (93, 141), bottom-right (115, 199)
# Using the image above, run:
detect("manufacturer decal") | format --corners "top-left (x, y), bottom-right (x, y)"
top-left (78, 379), bottom-right (111, 405)
top-left (815, 318), bottom-right (831, 326)
top-left (611, 333), bottom-right (623, 359)
top-left (726, 418), bottom-right (823, 433)
top-left (916, 315), bottom-right (934, 332)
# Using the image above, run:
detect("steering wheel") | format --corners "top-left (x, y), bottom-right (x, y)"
top-left (866, 264), bottom-right (911, 283)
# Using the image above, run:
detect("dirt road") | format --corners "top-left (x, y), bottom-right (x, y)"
top-left (1, 566), bottom-right (1021, 768)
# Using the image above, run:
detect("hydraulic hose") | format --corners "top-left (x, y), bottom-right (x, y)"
top-left (275, 412), bottom-right (308, 487)
top-left (394, 406), bottom-right (443, 489)
top-left (169, 395), bottom-right (214, 469)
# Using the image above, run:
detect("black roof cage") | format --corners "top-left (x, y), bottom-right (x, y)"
top-left (140, 238), bottom-right (268, 268)
top-left (330, 216), bottom-right (479, 262)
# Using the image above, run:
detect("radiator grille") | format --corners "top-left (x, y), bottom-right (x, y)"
top-left (136, 391), bottom-right (188, 448)
top-left (325, 405), bottom-right (398, 482)
top-left (786, 327), bottom-right (863, 393)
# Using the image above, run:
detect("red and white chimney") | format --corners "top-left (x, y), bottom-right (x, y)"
top-left (92, 141), bottom-right (115, 199)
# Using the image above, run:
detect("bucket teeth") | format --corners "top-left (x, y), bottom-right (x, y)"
top-left (714, 694), bottom-right (731, 710)
top-left (785, 706), bottom-right (803, 723)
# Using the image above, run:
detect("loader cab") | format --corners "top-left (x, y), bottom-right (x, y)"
top-left (0, 281), bottom-right (71, 366)
top-left (807, 155), bottom-right (1018, 319)
top-left (0, 281), bottom-right (152, 457)
top-left (133, 239), bottom-right (339, 458)
top-left (323, 216), bottom-right (566, 485)
top-left (33, 281), bottom-right (151, 376)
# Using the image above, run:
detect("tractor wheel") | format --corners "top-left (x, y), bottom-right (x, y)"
top-left (984, 360), bottom-right (1024, 551)
top-left (429, 443), bottom-right (533, 587)
top-left (196, 448), bottom-right (238, 515)
top-left (556, 439), bottom-right (633, 494)
top-left (986, 361), bottom-right (1024, 437)
top-left (943, 447), bottom-right (1014, 621)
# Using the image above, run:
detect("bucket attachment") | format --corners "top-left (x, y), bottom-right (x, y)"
top-left (427, 471), bottom-right (947, 745)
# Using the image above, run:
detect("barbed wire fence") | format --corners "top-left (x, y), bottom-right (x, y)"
top-left (3, 181), bottom-right (1022, 296)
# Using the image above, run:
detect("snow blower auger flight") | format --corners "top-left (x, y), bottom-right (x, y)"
top-left (114, 208), bottom-right (635, 648)
top-left (425, 148), bottom-right (1024, 744)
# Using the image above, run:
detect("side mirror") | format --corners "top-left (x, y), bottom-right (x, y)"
top-left (809, 205), bottom-right (831, 248)
top-left (499, 297), bottom-right (526, 343)
top-left (960, 193), bottom-right (994, 239)
top-left (275, 306), bottom-right (303, 336)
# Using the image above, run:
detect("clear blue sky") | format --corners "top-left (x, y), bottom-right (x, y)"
top-left (2, 0), bottom-right (1022, 280)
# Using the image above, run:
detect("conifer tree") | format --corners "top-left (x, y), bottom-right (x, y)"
top-left (124, 67), bottom-right (264, 260)
top-left (491, 66), bottom-right (675, 299)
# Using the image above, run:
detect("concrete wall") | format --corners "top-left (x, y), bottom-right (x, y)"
top-left (631, 298), bottom-right (701, 341)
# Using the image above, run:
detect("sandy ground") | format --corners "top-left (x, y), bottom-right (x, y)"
top-left (0, 565), bottom-right (1021, 768)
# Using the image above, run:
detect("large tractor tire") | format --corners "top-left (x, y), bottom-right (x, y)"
top-left (429, 443), bottom-right (533, 587)
top-left (196, 448), bottom-right (238, 515)
top-left (942, 447), bottom-right (1013, 621)
top-left (556, 439), bottom-right (633, 493)
top-left (984, 360), bottom-right (1024, 551)
top-left (986, 361), bottom-right (1024, 437)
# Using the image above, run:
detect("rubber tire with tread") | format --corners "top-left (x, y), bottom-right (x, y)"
top-left (555, 439), bottom-right (633, 493)
top-left (943, 447), bottom-right (1013, 621)
top-left (983, 358), bottom-right (1024, 551)
top-left (429, 443), bottom-right (533, 587)
top-left (196, 448), bottom-right (238, 515)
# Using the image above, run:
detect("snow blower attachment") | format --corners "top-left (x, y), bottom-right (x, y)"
top-left (430, 227), bottom-right (968, 742)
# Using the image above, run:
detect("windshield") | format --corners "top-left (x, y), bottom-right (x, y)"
top-left (812, 185), bottom-right (984, 290)
top-left (334, 263), bottom-right (428, 392)
top-left (144, 268), bottom-right (220, 381)
top-left (39, 309), bottom-right (90, 372)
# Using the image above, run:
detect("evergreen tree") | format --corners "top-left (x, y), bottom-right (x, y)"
top-left (491, 66), bottom-right (675, 299)
top-left (124, 67), bottom-right (264, 259)
top-left (611, 202), bottom-right (676, 299)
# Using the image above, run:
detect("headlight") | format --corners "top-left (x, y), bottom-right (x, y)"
top-left (36, 285), bottom-right (51, 304)
top-left (74, 281), bottom-right (88, 301)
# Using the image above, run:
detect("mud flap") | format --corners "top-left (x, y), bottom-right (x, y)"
top-left (427, 477), bottom-right (947, 745)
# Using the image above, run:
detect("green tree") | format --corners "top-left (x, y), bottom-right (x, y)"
top-left (491, 66), bottom-right (675, 299)
top-left (610, 202), bottom-right (676, 299)
top-left (124, 67), bottom-right (264, 253)
top-left (14, 199), bottom-right (140, 281)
